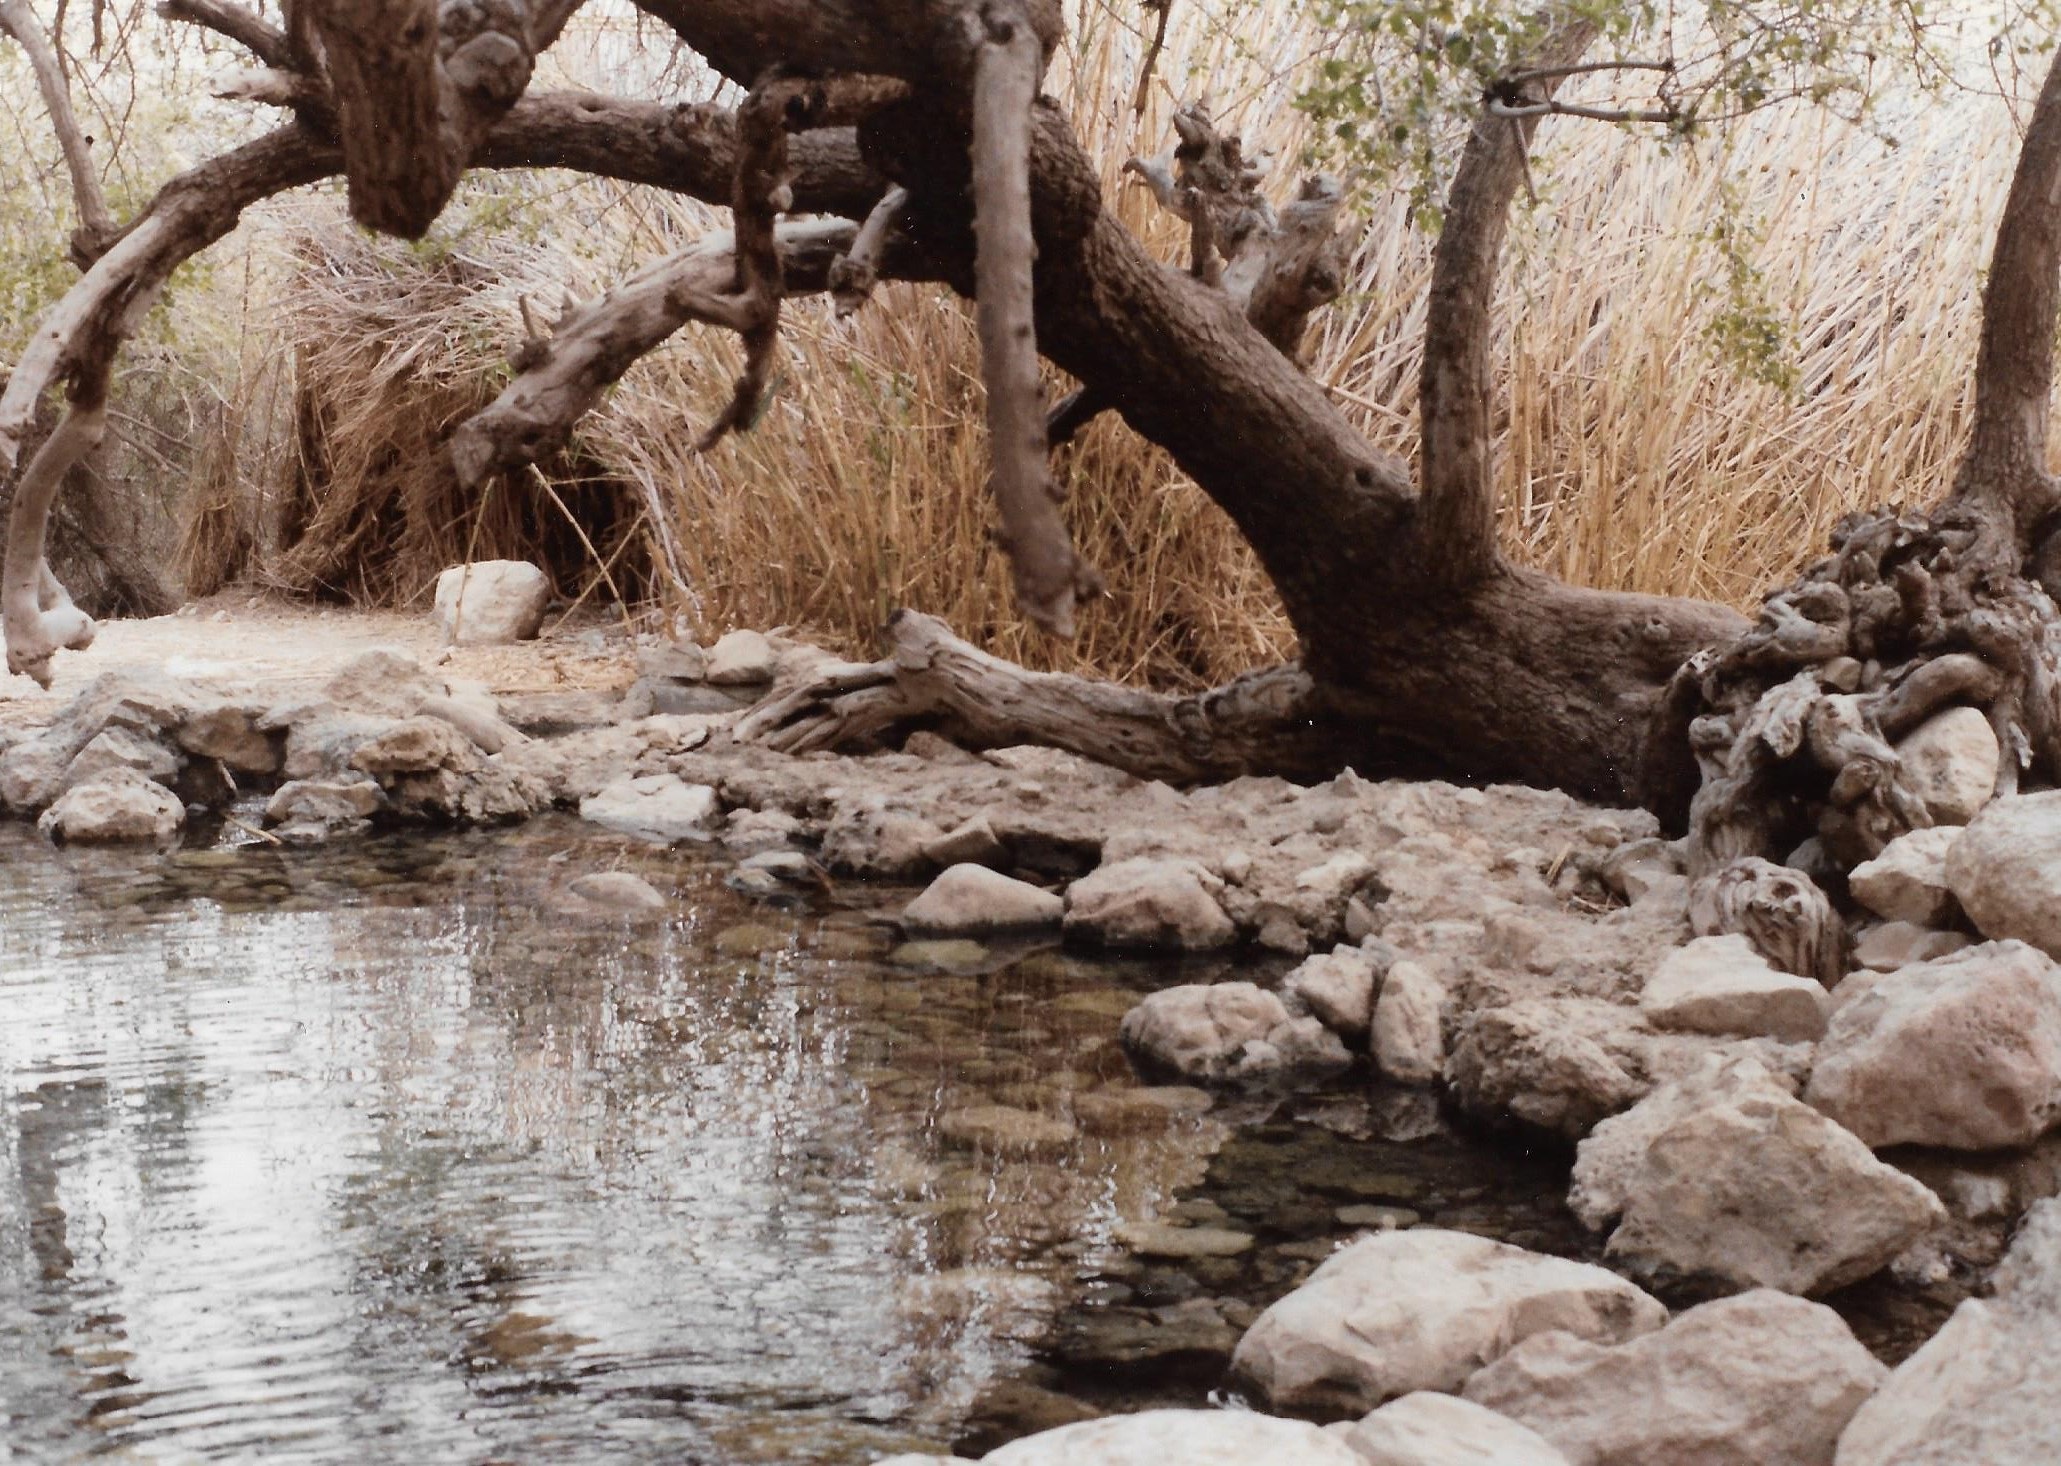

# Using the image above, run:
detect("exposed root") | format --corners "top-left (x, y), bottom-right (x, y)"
top-left (1690, 856), bottom-right (1846, 984)
top-left (1681, 502), bottom-right (2061, 876)
top-left (734, 609), bottom-right (1346, 784)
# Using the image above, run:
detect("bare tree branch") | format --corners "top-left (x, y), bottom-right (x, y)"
top-left (155, 0), bottom-right (291, 66)
top-left (0, 0), bottom-right (117, 264)
top-left (830, 183), bottom-right (910, 317)
top-left (972, 0), bottom-right (1101, 636)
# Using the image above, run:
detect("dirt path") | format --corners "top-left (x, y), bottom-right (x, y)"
top-left (0, 592), bottom-right (641, 727)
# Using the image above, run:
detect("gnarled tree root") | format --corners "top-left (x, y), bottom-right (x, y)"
top-left (734, 609), bottom-right (1354, 784)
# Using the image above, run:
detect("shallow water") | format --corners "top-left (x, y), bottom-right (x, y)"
top-left (0, 816), bottom-right (1939, 1463)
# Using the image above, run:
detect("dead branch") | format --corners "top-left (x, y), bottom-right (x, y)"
top-left (155, 0), bottom-right (291, 66)
top-left (0, 0), bottom-right (118, 265)
top-left (973, 0), bottom-right (1102, 636)
top-left (830, 183), bottom-right (911, 317)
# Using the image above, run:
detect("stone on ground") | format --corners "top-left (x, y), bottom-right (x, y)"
top-left (1464, 1290), bottom-right (1885, 1466)
top-left (434, 561), bottom-right (550, 646)
top-left (1443, 1001), bottom-right (1643, 1139)
top-left (1847, 826), bottom-right (1961, 926)
top-left (1372, 959), bottom-right (1447, 1083)
top-left (578, 773), bottom-right (722, 843)
top-left (1343, 1391), bottom-right (1571, 1466)
top-left (979, 1409), bottom-right (1363, 1465)
top-left (37, 768), bottom-right (184, 845)
top-left (63, 727), bottom-right (182, 790)
top-left (1639, 933), bottom-right (1829, 1042)
top-left (1851, 921), bottom-right (1972, 972)
top-left (1229, 1229), bottom-right (1666, 1415)
top-left (1569, 1056), bottom-right (1943, 1295)
top-left (1944, 791), bottom-right (2061, 958)
top-left (1894, 705), bottom-right (1999, 827)
top-left (704, 628), bottom-right (780, 685)
top-left (1064, 857), bottom-right (1237, 950)
top-left (1835, 1197), bottom-right (2061, 1464)
top-left (1119, 982), bottom-right (1350, 1085)
top-left (902, 864), bottom-right (1063, 934)
top-left (1805, 940), bottom-right (2061, 1150)
top-left (1283, 946), bottom-right (1382, 1041)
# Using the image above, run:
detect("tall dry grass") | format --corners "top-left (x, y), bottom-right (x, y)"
top-left (238, 0), bottom-right (2031, 687)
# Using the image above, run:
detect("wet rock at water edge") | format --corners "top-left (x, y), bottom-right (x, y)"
top-left (1834, 1197), bottom-right (2061, 1465)
top-left (434, 560), bottom-right (550, 645)
top-left (1229, 1229), bottom-right (1666, 1415)
top-left (265, 777), bottom-right (385, 842)
top-left (62, 726), bottom-right (183, 791)
top-left (578, 773), bottom-right (722, 843)
top-left (1284, 945), bottom-right (1382, 1043)
top-left (1847, 826), bottom-right (1961, 927)
top-left (1639, 933), bottom-right (1829, 1043)
top-left (1569, 1056), bottom-right (1943, 1295)
top-left (1806, 939), bottom-right (2061, 1150)
top-left (1342, 1391), bottom-right (1572, 1466)
top-left (1064, 857), bottom-right (1237, 951)
top-left (37, 768), bottom-right (184, 846)
top-left (902, 864), bottom-right (1064, 935)
top-left (1464, 1290), bottom-right (1884, 1466)
top-left (1119, 982), bottom-right (1351, 1085)
top-left (1944, 790), bottom-right (2061, 958)
top-left (975, 1408), bottom-right (1363, 1465)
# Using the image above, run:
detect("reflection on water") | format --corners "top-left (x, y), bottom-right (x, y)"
top-left (0, 818), bottom-right (1235, 1464)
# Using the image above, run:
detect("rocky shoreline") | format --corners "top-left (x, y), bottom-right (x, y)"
top-left (6, 614), bottom-right (2061, 1464)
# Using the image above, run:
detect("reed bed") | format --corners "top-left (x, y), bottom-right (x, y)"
top-left (231, 0), bottom-right (2027, 686)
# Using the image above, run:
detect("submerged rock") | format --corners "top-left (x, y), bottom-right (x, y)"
top-left (1945, 791), bottom-right (2061, 958)
top-left (1569, 1056), bottom-right (1943, 1295)
top-left (1806, 940), bottom-right (2061, 1150)
top-left (1464, 1290), bottom-right (1884, 1466)
top-left (1064, 857), bottom-right (1237, 951)
top-left (434, 561), bottom-right (550, 646)
top-left (568, 871), bottom-right (666, 912)
top-left (1343, 1391), bottom-right (1571, 1466)
top-left (1229, 1229), bottom-right (1666, 1415)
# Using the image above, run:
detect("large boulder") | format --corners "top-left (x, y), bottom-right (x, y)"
top-left (1805, 940), bottom-right (2061, 1150)
top-left (1229, 1230), bottom-right (1666, 1416)
top-left (1895, 705), bottom-right (1999, 826)
top-left (1639, 934), bottom-right (1829, 1042)
top-left (1065, 857), bottom-right (1237, 951)
top-left (1464, 1290), bottom-right (1885, 1466)
top-left (1945, 791), bottom-right (2061, 958)
top-left (1847, 826), bottom-right (1960, 926)
top-left (980, 1409), bottom-right (1362, 1465)
top-left (1342, 1392), bottom-right (1571, 1466)
top-left (902, 864), bottom-right (1063, 934)
top-left (434, 561), bottom-right (550, 646)
top-left (36, 768), bottom-right (183, 845)
top-left (578, 773), bottom-right (722, 843)
top-left (1835, 1199), bottom-right (2061, 1465)
top-left (1570, 1057), bottom-right (1943, 1295)
top-left (1119, 982), bottom-right (1350, 1085)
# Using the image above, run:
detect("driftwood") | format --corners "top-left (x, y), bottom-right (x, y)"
top-left (1690, 857), bottom-right (1846, 985)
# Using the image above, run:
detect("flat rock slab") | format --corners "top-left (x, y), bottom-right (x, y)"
top-left (1465, 1290), bottom-right (1885, 1466)
top-left (1570, 1056), bottom-right (1943, 1295)
top-left (1639, 933), bottom-right (1828, 1042)
top-left (578, 773), bottom-right (721, 843)
top-left (1806, 939), bottom-right (2061, 1150)
top-left (1230, 1229), bottom-right (1667, 1416)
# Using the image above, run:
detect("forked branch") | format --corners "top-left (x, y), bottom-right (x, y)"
top-left (0, 0), bottom-right (117, 265)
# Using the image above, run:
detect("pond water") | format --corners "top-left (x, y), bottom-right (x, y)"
top-left (0, 815), bottom-right (1936, 1463)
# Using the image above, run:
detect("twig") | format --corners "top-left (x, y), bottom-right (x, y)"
top-left (528, 463), bottom-right (634, 637)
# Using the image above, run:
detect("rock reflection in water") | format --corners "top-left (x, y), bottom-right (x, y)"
top-left (0, 818), bottom-right (1235, 1464)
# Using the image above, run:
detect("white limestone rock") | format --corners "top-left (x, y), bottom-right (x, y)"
top-left (1372, 959), bottom-right (1447, 1083)
top-left (578, 773), bottom-right (722, 843)
top-left (903, 864), bottom-right (1063, 934)
top-left (1343, 1392), bottom-right (1571, 1466)
top-left (704, 628), bottom-right (780, 685)
top-left (434, 561), bottom-right (550, 646)
top-left (1895, 705), bottom-right (1999, 826)
top-left (62, 727), bottom-right (182, 791)
top-left (980, 1409), bottom-right (1362, 1465)
top-left (1284, 945), bottom-right (1382, 1041)
top-left (1065, 857), bottom-right (1237, 951)
top-left (1944, 791), bottom-right (2061, 958)
top-left (1851, 921), bottom-right (1972, 972)
top-left (1639, 933), bottom-right (1829, 1043)
top-left (1118, 982), bottom-right (1350, 1085)
top-left (1229, 1230), bottom-right (1666, 1415)
top-left (1465, 1290), bottom-right (1885, 1466)
top-left (1570, 1056), bottom-right (1944, 1295)
top-left (1806, 940), bottom-right (2061, 1150)
top-left (1848, 826), bottom-right (1961, 927)
top-left (37, 769), bottom-right (184, 845)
